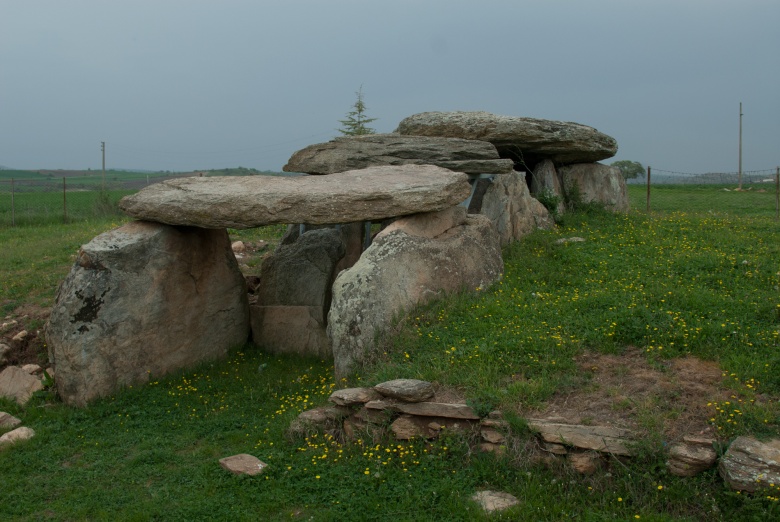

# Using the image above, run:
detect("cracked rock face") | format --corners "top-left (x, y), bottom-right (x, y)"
top-left (45, 221), bottom-right (249, 406)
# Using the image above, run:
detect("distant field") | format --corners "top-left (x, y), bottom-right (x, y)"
top-left (627, 182), bottom-right (778, 218)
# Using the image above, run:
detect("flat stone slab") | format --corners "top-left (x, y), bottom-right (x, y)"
top-left (527, 419), bottom-right (636, 456)
top-left (471, 490), bottom-right (520, 513)
top-left (284, 134), bottom-right (513, 175)
top-left (119, 165), bottom-right (471, 229)
top-left (374, 379), bottom-right (435, 402)
top-left (397, 111), bottom-right (618, 164)
top-left (219, 454), bottom-right (268, 476)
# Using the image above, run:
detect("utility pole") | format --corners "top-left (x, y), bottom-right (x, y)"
top-left (738, 103), bottom-right (743, 190)
top-left (101, 141), bottom-right (106, 192)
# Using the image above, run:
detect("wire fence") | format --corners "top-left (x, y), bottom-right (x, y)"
top-left (0, 172), bottom-right (205, 227)
top-left (628, 167), bottom-right (779, 220)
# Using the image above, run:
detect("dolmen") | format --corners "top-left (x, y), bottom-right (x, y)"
top-left (45, 111), bottom-right (627, 406)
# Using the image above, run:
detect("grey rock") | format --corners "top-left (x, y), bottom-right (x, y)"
top-left (119, 165), bottom-right (472, 228)
top-left (46, 221), bottom-right (249, 406)
top-left (374, 378), bottom-right (435, 402)
top-left (219, 454), bottom-right (267, 476)
top-left (11, 330), bottom-right (27, 342)
top-left (367, 400), bottom-right (479, 420)
top-left (328, 207), bottom-right (503, 379)
top-left (329, 387), bottom-right (383, 406)
top-left (0, 366), bottom-right (43, 406)
top-left (397, 111), bottom-right (618, 164)
top-left (719, 436), bottom-right (780, 492)
top-left (479, 171), bottom-right (555, 246)
top-left (284, 133), bottom-right (513, 175)
top-left (0, 426), bottom-right (35, 447)
top-left (250, 228), bottom-right (345, 358)
top-left (529, 159), bottom-right (566, 216)
top-left (558, 163), bottom-right (629, 212)
top-left (0, 411), bottom-right (22, 429)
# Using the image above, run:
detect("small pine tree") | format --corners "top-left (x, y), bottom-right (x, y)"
top-left (338, 86), bottom-right (377, 136)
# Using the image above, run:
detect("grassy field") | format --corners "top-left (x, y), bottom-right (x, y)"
top-left (1, 192), bottom-right (779, 520)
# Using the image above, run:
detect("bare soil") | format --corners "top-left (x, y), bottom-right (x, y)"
top-left (520, 347), bottom-right (729, 443)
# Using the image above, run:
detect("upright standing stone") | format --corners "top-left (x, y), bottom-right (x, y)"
top-left (46, 221), bottom-right (249, 406)
top-left (328, 206), bottom-right (503, 378)
top-left (558, 163), bottom-right (629, 212)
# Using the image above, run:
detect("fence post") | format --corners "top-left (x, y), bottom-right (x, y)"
top-left (645, 166), bottom-right (651, 212)
top-left (10, 178), bottom-right (15, 227)
top-left (775, 166), bottom-right (779, 222)
top-left (63, 177), bottom-right (68, 223)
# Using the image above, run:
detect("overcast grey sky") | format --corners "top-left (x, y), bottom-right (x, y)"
top-left (1, 0), bottom-right (778, 174)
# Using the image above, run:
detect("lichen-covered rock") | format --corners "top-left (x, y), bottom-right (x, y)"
top-left (0, 366), bottom-right (43, 406)
top-left (119, 165), bottom-right (471, 228)
top-left (46, 221), bottom-right (249, 406)
top-left (374, 379), bottom-right (435, 402)
top-left (328, 207), bottom-right (503, 379)
top-left (719, 436), bottom-right (780, 492)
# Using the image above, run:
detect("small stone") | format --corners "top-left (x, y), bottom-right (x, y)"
top-left (0, 320), bottom-right (17, 333)
top-left (218, 454), bottom-right (267, 476)
top-left (569, 452), bottom-right (603, 475)
top-left (231, 240), bottom-right (246, 253)
top-left (21, 364), bottom-right (42, 376)
top-left (374, 379), bottom-right (435, 402)
top-left (479, 443), bottom-right (506, 456)
top-left (667, 438), bottom-right (717, 477)
top-left (0, 366), bottom-right (44, 405)
top-left (0, 426), bottom-right (35, 447)
top-left (471, 490), bottom-right (520, 513)
top-left (329, 387), bottom-right (382, 406)
top-left (542, 442), bottom-right (568, 455)
top-left (12, 330), bottom-right (28, 342)
top-left (391, 415), bottom-right (426, 440)
top-left (554, 237), bottom-right (586, 244)
top-left (0, 412), bottom-right (22, 429)
top-left (481, 427), bottom-right (505, 444)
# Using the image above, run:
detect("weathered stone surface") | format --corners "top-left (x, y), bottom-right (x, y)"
top-left (529, 159), bottom-right (565, 215)
top-left (284, 134), bottom-right (513, 175)
top-left (558, 163), bottom-right (629, 212)
top-left (250, 306), bottom-right (330, 358)
top-left (329, 387), bottom-right (383, 406)
top-left (12, 330), bottom-right (28, 342)
top-left (365, 399), bottom-right (479, 420)
top-left (328, 207), bottom-right (503, 378)
top-left (250, 228), bottom-right (345, 358)
top-left (374, 379), bottom-right (435, 402)
top-left (0, 426), bottom-right (35, 447)
top-left (46, 221), bottom-right (249, 406)
top-left (719, 436), bottom-right (780, 492)
top-left (528, 420), bottom-right (636, 456)
top-left (397, 111), bottom-right (618, 164)
top-left (0, 343), bottom-right (10, 365)
top-left (219, 454), bottom-right (267, 476)
top-left (479, 171), bottom-right (555, 246)
top-left (471, 490), bottom-right (520, 513)
top-left (119, 165), bottom-right (472, 228)
top-left (0, 366), bottom-right (43, 406)
top-left (0, 411), bottom-right (22, 429)
top-left (543, 442), bottom-right (568, 455)
top-left (667, 436), bottom-right (717, 477)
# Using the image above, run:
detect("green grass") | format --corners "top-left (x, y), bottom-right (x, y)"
top-left (1, 194), bottom-right (780, 519)
top-left (627, 183), bottom-right (779, 217)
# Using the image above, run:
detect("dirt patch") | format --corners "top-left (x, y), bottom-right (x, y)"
top-left (1, 304), bottom-right (51, 370)
top-left (518, 347), bottom-right (729, 443)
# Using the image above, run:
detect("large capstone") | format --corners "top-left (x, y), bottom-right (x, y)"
top-left (328, 206), bottom-right (503, 379)
top-left (118, 165), bottom-right (471, 229)
top-left (283, 134), bottom-right (514, 175)
top-left (45, 221), bottom-right (250, 406)
top-left (396, 111), bottom-right (618, 165)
